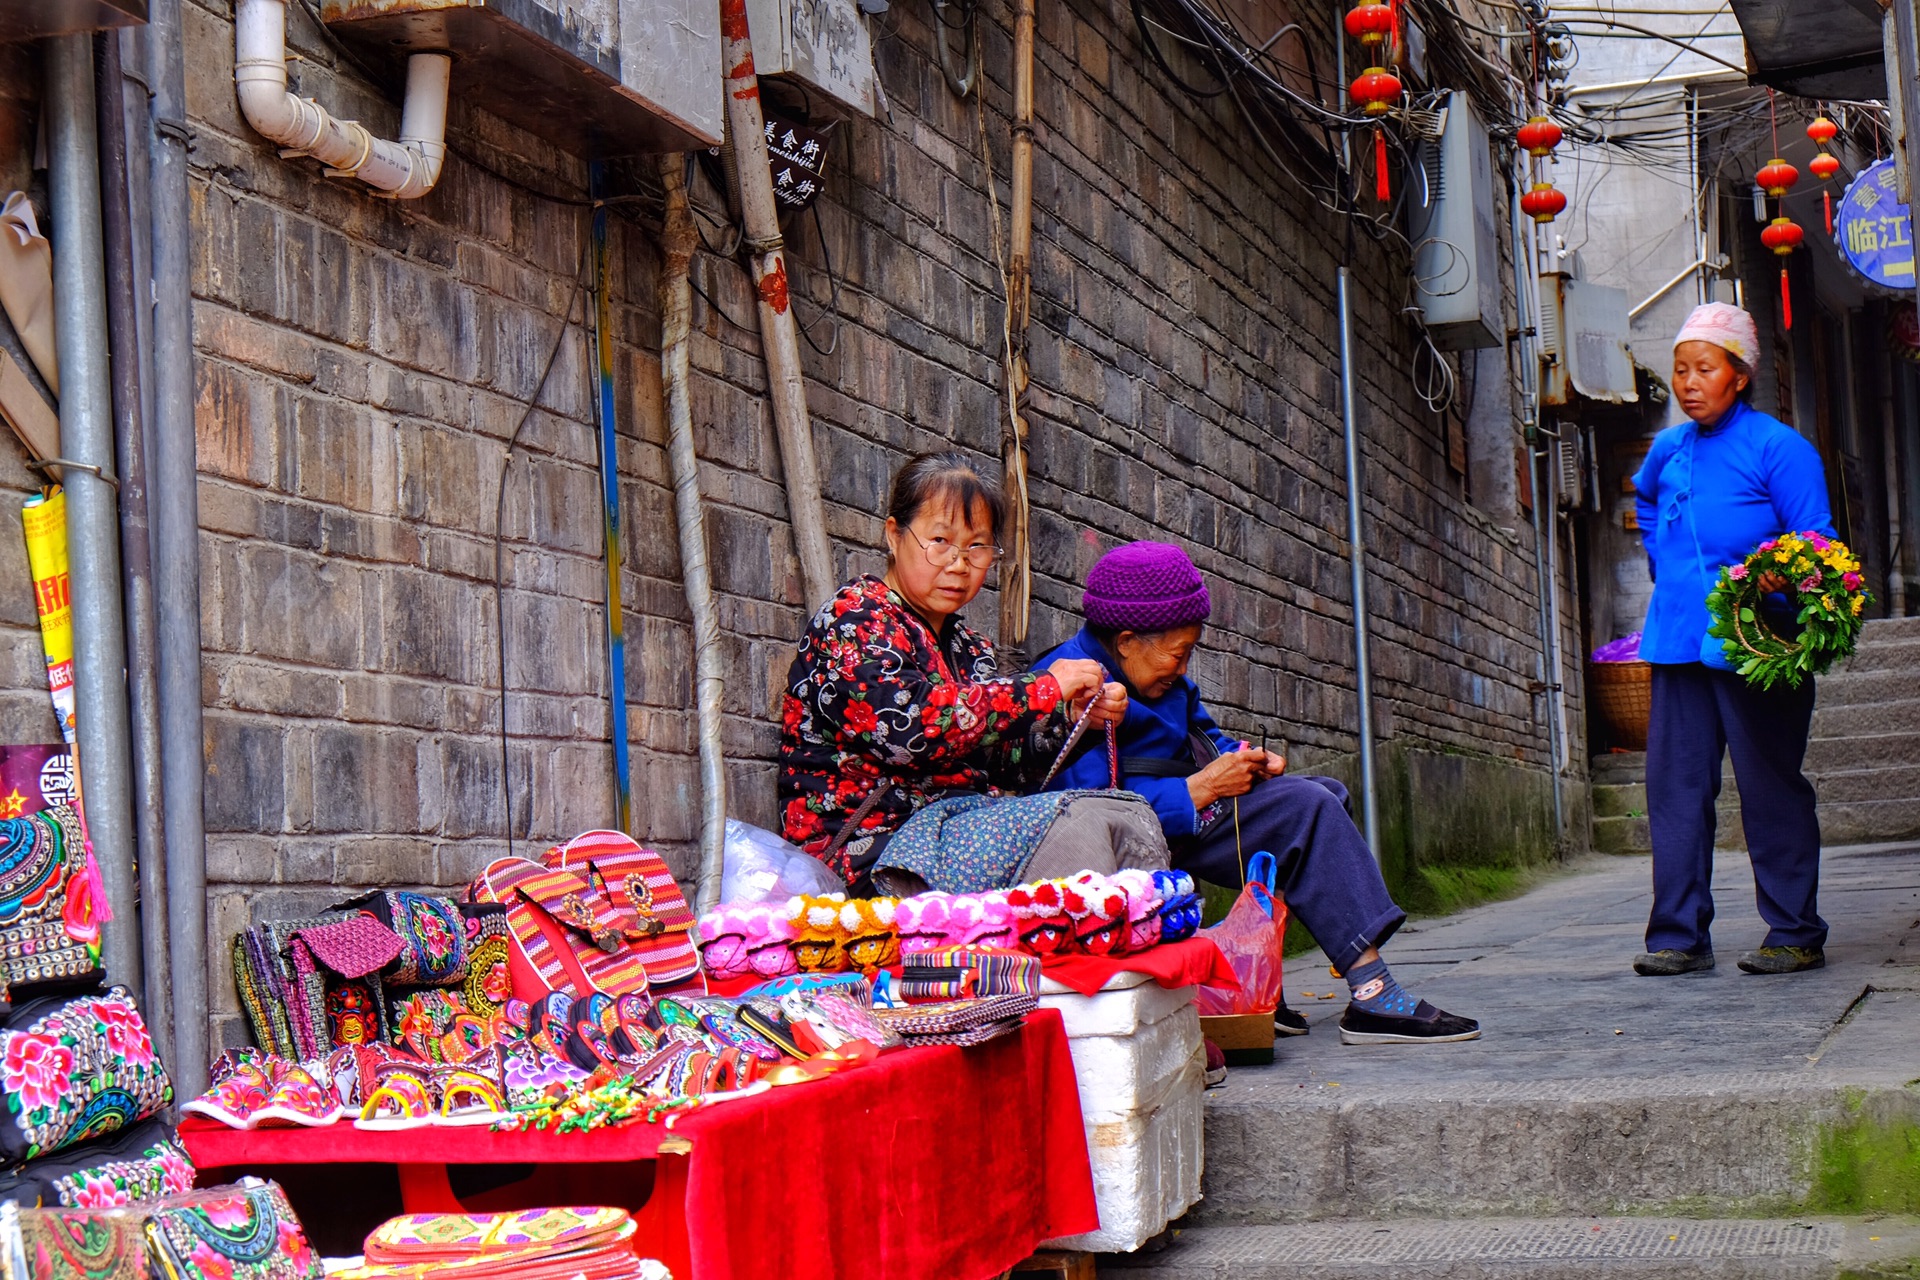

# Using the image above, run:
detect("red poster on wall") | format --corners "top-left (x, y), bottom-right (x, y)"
top-left (0, 743), bottom-right (75, 818)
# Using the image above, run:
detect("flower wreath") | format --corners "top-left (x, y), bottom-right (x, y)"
top-left (1705, 531), bottom-right (1871, 690)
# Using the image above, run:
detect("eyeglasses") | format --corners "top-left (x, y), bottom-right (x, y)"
top-left (901, 525), bottom-right (1004, 570)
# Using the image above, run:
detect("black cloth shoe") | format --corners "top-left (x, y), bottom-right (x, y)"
top-left (1274, 1002), bottom-right (1310, 1037)
top-left (1338, 1000), bottom-right (1480, 1045)
top-left (1737, 946), bottom-right (1825, 974)
top-left (1633, 948), bottom-right (1716, 976)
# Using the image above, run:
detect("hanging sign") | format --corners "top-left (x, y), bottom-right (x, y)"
top-left (764, 118), bottom-right (827, 212)
top-left (1835, 158), bottom-right (1915, 290)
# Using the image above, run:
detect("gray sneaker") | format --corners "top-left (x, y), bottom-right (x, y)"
top-left (1737, 946), bottom-right (1824, 974)
top-left (1633, 948), bottom-right (1715, 976)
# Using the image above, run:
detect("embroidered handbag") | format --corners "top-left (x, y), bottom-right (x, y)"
top-left (0, 1202), bottom-right (147, 1280)
top-left (337, 893), bottom-right (469, 987)
top-left (0, 987), bottom-right (172, 1166)
top-left (897, 947), bottom-right (1041, 1000)
top-left (0, 1115), bottom-right (194, 1209)
top-left (0, 808), bottom-right (104, 998)
top-left (144, 1180), bottom-right (321, 1280)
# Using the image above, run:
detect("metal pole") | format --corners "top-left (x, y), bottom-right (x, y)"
top-left (588, 163), bottom-right (633, 836)
top-left (1335, 268), bottom-right (1381, 856)
top-left (95, 29), bottom-right (172, 1044)
top-left (46, 33), bottom-right (141, 988)
top-left (145, 0), bottom-right (209, 1099)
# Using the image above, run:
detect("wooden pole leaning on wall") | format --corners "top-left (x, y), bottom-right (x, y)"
top-left (998, 0), bottom-right (1037, 653)
top-left (719, 0), bottom-right (836, 615)
top-left (658, 155), bottom-right (731, 913)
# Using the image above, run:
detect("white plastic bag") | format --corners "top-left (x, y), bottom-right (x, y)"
top-left (721, 818), bottom-right (842, 904)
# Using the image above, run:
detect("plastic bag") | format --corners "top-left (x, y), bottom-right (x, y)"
top-left (721, 818), bottom-right (843, 904)
top-left (1194, 851), bottom-right (1288, 1015)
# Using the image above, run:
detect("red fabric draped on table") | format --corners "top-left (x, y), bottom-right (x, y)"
top-left (180, 1008), bottom-right (1097, 1280)
top-left (1038, 936), bottom-right (1238, 996)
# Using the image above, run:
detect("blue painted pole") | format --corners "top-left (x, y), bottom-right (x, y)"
top-left (589, 164), bottom-right (633, 834)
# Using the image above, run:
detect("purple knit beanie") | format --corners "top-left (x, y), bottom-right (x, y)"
top-left (1083, 542), bottom-right (1212, 633)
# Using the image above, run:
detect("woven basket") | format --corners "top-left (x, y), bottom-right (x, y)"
top-left (1588, 660), bottom-right (1652, 751)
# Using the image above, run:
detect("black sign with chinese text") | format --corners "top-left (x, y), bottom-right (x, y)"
top-left (766, 118), bottom-right (828, 212)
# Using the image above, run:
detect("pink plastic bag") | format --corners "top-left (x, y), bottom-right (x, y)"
top-left (1195, 851), bottom-right (1287, 1015)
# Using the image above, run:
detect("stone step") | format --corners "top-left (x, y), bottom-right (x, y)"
top-left (1816, 797), bottom-right (1920, 845)
top-left (1589, 752), bottom-right (1646, 785)
top-left (1804, 732), bottom-right (1920, 774)
top-left (1808, 667), bottom-right (1920, 707)
top-left (1860, 615), bottom-right (1920, 641)
top-left (1190, 1074), bottom-right (1920, 1227)
top-left (1811, 697), bottom-right (1920, 739)
top-left (1808, 763), bottom-right (1920, 804)
top-left (1828, 635), bottom-right (1920, 674)
top-left (1590, 814), bottom-right (1649, 855)
top-left (1099, 1216), bottom-right (1920, 1279)
top-left (1591, 783), bottom-right (1645, 818)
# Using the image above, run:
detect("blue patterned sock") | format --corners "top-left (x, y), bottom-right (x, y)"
top-left (1345, 957), bottom-right (1419, 1017)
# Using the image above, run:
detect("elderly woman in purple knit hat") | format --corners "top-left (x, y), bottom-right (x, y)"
top-left (1037, 541), bottom-right (1479, 1045)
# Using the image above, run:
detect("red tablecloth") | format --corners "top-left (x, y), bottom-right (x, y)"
top-left (179, 1008), bottom-right (1096, 1280)
top-left (1039, 936), bottom-right (1237, 996)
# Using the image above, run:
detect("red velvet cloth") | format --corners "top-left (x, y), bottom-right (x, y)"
top-left (178, 1008), bottom-right (1096, 1280)
top-left (1039, 936), bottom-right (1238, 996)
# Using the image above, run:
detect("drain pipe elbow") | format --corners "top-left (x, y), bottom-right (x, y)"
top-left (233, 0), bottom-right (449, 200)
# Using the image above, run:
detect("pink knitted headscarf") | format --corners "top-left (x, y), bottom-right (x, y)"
top-left (1673, 302), bottom-right (1758, 367)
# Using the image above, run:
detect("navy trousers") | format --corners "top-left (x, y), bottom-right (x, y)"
top-left (1174, 774), bottom-right (1406, 972)
top-left (1645, 662), bottom-right (1825, 953)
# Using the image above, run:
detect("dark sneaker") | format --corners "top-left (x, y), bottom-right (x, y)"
top-left (1274, 1002), bottom-right (1310, 1037)
top-left (1338, 1000), bottom-right (1481, 1045)
top-left (1633, 949), bottom-right (1715, 976)
top-left (1202, 1038), bottom-right (1228, 1087)
top-left (1737, 946), bottom-right (1825, 974)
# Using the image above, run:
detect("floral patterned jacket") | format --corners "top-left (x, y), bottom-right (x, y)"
top-left (779, 576), bottom-right (1070, 883)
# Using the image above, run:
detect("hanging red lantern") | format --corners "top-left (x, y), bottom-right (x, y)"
top-left (1806, 115), bottom-right (1838, 146)
top-left (1520, 181), bottom-right (1567, 223)
top-left (1515, 115), bottom-right (1563, 158)
top-left (1350, 68), bottom-right (1402, 116)
top-left (1344, 1), bottom-right (1395, 46)
top-left (1760, 215), bottom-right (1803, 330)
top-left (1755, 158), bottom-right (1799, 198)
top-left (1808, 150), bottom-right (1841, 235)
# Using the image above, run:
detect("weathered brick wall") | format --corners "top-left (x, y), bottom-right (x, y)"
top-left (165, 0), bottom-right (1582, 1046)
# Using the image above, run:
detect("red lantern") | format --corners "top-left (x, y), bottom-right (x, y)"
top-left (1516, 115), bottom-right (1563, 158)
top-left (1808, 153), bottom-right (1840, 181)
top-left (1806, 115), bottom-right (1838, 146)
top-left (1755, 158), bottom-right (1799, 198)
top-left (1350, 68), bottom-right (1401, 116)
top-left (1520, 181), bottom-right (1567, 223)
top-left (1344, 1), bottom-right (1395, 46)
top-left (1760, 215), bottom-right (1803, 330)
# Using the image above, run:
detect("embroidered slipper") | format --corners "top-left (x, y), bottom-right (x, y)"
top-left (251, 1062), bottom-right (348, 1128)
top-left (181, 1058), bottom-right (275, 1129)
top-left (433, 1065), bottom-right (510, 1127)
top-left (356, 1064), bottom-right (435, 1131)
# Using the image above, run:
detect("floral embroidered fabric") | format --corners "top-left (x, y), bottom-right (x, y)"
top-left (142, 1180), bottom-right (322, 1280)
top-left (778, 576), bottom-right (1070, 882)
top-left (0, 806), bottom-right (105, 994)
top-left (0, 987), bottom-right (172, 1164)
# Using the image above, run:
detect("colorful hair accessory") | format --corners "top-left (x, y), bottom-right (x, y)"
top-left (1110, 868), bottom-right (1165, 951)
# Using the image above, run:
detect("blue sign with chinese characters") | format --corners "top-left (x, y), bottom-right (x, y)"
top-left (1836, 158), bottom-right (1915, 290)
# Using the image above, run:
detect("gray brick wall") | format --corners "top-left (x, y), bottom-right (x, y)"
top-left (0, 0), bottom-right (1585, 1046)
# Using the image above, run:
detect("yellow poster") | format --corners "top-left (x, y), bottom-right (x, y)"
top-left (21, 487), bottom-right (74, 745)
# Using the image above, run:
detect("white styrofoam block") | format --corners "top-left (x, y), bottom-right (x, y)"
top-left (1040, 978), bottom-right (1196, 1039)
top-left (1043, 1047), bottom-right (1207, 1254)
top-left (1039, 968), bottom-right (1153, 996)
top-left (1065, 1004), bottom-right (1203, 1122)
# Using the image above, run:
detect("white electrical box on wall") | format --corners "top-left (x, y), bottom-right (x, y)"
top-left (744, 0), bottom-right (878, 117)
top-left (321, 0), bottom-right (723, 153)
top-left (1407, 90), bottom-right (1503, 350)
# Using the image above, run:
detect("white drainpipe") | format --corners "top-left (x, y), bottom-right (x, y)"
top-left (234, 0), bottom-right (449, 200)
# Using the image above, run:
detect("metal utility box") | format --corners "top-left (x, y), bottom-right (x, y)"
top-left (1537, 272), bottom-right (1638, 406)
top-left (744, 0), bottom-right (878, 117)
top-left (1407, 90), bottom-right (1503, 350)
top-left (320, 0), bottom-right (722, 155)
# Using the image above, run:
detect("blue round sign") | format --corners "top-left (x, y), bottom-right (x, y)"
top-left (1836, 157), bottom-right (1915, 290)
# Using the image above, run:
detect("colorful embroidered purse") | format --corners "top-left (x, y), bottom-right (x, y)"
top-left (898, 947), bottom-right (1041, 1000)
top-left (0, 987), bottom-right (172, 1166)
top-left (340, 893), bottom-right (470, 987)
top-left (0, 1202), bottom-right (147, 1280)
top-left (0, 808), bottom-right (105, 998)
top-left (0, 1115), bottom-right (194, 1209)
top-left (143, 1180), bottom-right (322, 1280)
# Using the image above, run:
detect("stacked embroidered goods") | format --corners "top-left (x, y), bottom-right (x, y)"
top-left (0, 810), bottom-right (192, 1212)
top-left (0, 1176), bottom-right (325, 1280)
top-left (329, 1207), bottom-right (669, 1280)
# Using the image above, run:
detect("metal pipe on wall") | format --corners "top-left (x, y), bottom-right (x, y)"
top-left (658, 156), bottom-right (730, 912)
top-left (45, 33), bottom-right (142, 989)
top-left (718, 0), bottom-right (836, 615)
top-left (1335, 267), bottom-right (1382, 856)
top-left (997, 0), bottom-right (1036, 653)
top-left (144, 0), bottom-right (210, 1099)
top-left (587, 165), bottom-right (634, 836)
top-left (95, 29), bottom-right (173, 1052)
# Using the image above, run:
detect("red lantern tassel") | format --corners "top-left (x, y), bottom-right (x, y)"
top-left (1780, 267), bottom-right (1793, 331)
top-left (1824, 190), bottom-right (1834, 237)
top-left (1375, 127), bottom-right (1390, 203)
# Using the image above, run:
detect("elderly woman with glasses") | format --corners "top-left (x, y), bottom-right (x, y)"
top-left (1036, 541), bottom-right (1479, 1045)
top-left (779, 452), bottom-right (1170, 896)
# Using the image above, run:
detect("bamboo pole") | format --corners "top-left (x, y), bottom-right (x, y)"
top-left (719, 0), bottom-right (836, 614)
top-left (658, 155), bottom-right (730, 912)
top-left (998, 0), bottom-right (1037, 652)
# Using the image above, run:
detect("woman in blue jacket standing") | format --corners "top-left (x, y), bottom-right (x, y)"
top-left (1037, 541), bottom-right (1479, 1045)
top-left (1631, 302), bottom-right (1836, 977)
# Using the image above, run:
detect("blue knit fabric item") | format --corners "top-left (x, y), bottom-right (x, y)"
top-left (1344, 956), bottom-right (1418, 1017)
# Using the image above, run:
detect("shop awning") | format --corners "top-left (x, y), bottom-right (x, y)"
top-left (1728, 0), bottom-right (1886, 100)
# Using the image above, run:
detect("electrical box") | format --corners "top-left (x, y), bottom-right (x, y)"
top-left (1407, 90), bottom-right (1502, 350)
top-left (744, 0), bottom-right (878, 117)
top-left (320, 0), bottom-right (722, 155)
top-left (1537, 272), bottom-right (1638, 406)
